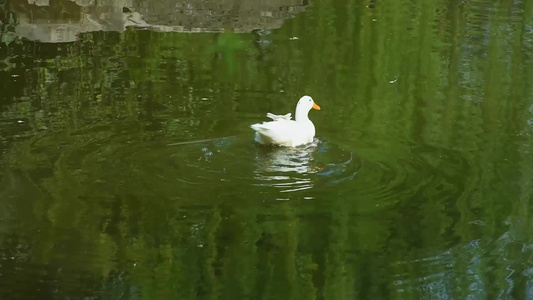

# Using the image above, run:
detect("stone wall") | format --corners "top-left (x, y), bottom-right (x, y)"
top-left (10, 0), bottom-right (308, 42)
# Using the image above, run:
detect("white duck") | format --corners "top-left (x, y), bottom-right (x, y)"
top-left (250, 95), bottom-right (321, 147)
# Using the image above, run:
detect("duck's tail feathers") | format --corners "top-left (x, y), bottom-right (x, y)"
top-left (250, 123), bottom-right (266, 131)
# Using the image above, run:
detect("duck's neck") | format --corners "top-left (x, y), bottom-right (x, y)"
top-left (295, 110), bottom-right (310, 123)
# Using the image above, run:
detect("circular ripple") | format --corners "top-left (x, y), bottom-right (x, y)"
top-left (251, 139), bottom-right (360, 194)
top-left (13, 123), bottom-right (466, 207)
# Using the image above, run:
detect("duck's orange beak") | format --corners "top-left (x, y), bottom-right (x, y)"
top-left (312, 102), bottom-right (321, 110)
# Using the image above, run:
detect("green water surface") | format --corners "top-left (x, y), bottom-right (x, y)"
top-left (1, 0), bottom-right (533, 299)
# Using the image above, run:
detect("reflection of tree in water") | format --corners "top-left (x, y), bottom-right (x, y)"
top-left (0, 0), bottom-right (532, 298)
top-left (8, 0), bottom-right (309, 43)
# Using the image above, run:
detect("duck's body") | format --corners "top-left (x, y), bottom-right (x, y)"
top-left (250, 96), bottom-right (320, 147)
top-left (252, 118), bottom-right (316, 147)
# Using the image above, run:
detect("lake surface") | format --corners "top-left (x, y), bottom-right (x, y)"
top-left (1, 0), bottom-right (533, 299)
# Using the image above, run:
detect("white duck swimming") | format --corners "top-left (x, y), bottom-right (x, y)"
top-left (250, 95), bottom-right (321, 147)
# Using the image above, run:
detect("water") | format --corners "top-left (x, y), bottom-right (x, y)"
top-left (1, 0), bottom-right (533, 299)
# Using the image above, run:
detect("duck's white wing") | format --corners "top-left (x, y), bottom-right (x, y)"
top-left (266, 112), bottom-right (292, 121)
top-left (250, 120), bottom-right (309, 146)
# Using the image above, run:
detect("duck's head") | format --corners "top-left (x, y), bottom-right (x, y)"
top-left (297, 95), bottom-right (321, 112)
top-left (295, 95), bottom-right (320, 122)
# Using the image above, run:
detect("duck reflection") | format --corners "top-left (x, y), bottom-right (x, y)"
top-left (253, 139), bottom-right (319, 193)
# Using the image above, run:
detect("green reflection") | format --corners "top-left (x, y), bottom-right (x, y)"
top-left (1, 0), bottom-right (533, 299)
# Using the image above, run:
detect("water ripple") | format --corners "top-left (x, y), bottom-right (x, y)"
top-left (10, 124), bottom-right (468, 208)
